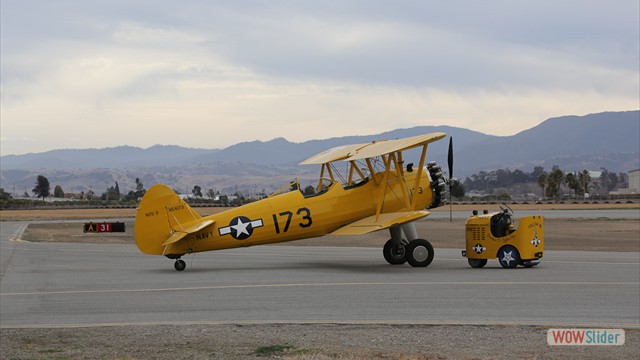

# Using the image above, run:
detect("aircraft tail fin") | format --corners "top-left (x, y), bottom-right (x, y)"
top-left (135, 184), bottom-right (209, 256)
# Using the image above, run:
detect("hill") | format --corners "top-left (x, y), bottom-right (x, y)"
top-left (1, 111), bottom-right (638, 195)
top-left (456, 111), bottom-right (640, 175)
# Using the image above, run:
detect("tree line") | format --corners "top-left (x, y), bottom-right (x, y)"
top-left (0, 167), bottom-right (631, 206)
top-left (461, 166), bottom-right (629, 200)
top-left (0, 175), bottom-right (261, 206)
top-left (1, 176), bottom-right (148, 203)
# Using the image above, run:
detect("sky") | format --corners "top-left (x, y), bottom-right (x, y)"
top-left (1, 0), bottom-right (639, 156)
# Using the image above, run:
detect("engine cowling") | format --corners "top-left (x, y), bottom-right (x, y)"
top-left (427, 161), bottom-right (447, 209)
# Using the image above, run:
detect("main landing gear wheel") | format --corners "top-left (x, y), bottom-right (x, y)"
top-left (406, 239), bottom-right (434, 267)
top-left (498, 245), bottom-right (520, 269)
top-left (468, 258), bottom-right (487, 268)
top-left (174, 259), bottom-right (186, 271)
top-left (383, 239), bottom-right (408, 265)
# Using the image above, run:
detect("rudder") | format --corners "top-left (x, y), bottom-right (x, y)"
top-left (135, 184), bottom-right (202, 255)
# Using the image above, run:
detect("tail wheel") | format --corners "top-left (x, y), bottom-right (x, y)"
top-left (174, 259), bottom-right (186, 271)
top-left (498, 246), bottom-right (520, 269)
top-left (406, 239), bottom-right (434, 267)
top-left (383, 239), bottom-right (407, 265)
top-left (468, 258), bottom-right (487, 268)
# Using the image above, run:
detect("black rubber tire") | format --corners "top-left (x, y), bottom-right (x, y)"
top-left (406, 239), bottom-right (434, 267)
top-left (383, 239), bottom-right (407, 265)
top-left (174, 259), bottom-right (186, 271)
top-left (498, 246), bottom-right (520, 269)
top-left (468, 258), bottom-right (488, 268)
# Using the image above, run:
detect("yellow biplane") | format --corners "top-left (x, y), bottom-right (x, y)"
top-left (135, 132), bottom-right (451, 271)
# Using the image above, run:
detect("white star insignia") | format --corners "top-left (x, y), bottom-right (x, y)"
top-left (472, 243), bottom-right (486, 254)
top-left (231, 218), bottom-right (251, 237)
top-left (218, 216), bottom-right (264, 240)
top-left (501, 250), bottom-right (515, 266)
top-left (531, 231), bottom-right (541, 247)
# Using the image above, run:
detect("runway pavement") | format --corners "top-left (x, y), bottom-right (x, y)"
top-left (1, 222), bottom-right (639, 329)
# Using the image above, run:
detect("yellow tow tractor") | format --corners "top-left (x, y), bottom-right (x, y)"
top-left (462, 204), bottom-right (544, 269)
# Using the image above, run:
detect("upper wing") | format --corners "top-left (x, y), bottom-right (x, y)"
top-left (329, 211), bottom-right (430, 235)
top-left (299, 132), bottom-right (446, 165)
top-left (299, 143), bottom-right (369, 165)
top-left (348, 132), bottom-right (446, 160)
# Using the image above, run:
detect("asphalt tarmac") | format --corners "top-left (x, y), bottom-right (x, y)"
top-left (1, 221), bottom-right (638, 329)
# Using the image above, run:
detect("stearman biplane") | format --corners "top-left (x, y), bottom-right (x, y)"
top-left (135, 132), bottom-right (451, 271)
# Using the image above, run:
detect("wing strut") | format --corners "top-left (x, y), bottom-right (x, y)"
top-left (410, 144), bottom-right (428, 210)
top-left (374, 150), bottom-right (417, 220)
top-left (347, 160), bottom-right (366, 185)
top-left (374, 155), bottom-right (392, 220)
top-left (365, 158), bottom-right (378, 186)
top-left (391, 152), bottom-right (411, 211)
top-left (317, 163), bottom-right (335, 192)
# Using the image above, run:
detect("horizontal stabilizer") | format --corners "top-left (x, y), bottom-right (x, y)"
top-left (161, 219), bottom-right (215, 246)
top-left (330, 211), bottom-right (430, 236)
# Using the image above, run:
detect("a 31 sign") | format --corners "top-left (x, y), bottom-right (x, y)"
top-left (83, 222), bottom-right (126, 233)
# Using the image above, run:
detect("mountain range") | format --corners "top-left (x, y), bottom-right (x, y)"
top-left (1, 111), bottom-right (638, 195)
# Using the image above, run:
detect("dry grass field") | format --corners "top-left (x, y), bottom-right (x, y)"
top-left (2, 202), bottom-right (638, 221)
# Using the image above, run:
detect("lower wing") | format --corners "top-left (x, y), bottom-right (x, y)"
top-left (329, 211), bottom-right (430, 236)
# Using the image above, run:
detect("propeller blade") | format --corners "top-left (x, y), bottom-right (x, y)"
top-left (447, 136), bottom-right (454, 222)
top-left (447, 137), bottom-right (453, 180)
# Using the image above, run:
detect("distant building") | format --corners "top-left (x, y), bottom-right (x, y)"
top-left (629, 169), bottom-right (640, 192)
top-left (610, 169), bottom-right (639, 196)
top-left (588, 170), bottom-right (602, 179)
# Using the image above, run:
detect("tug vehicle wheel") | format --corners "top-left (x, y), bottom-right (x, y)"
top-left (498, 246), bottom-right (520, 269)
top-left (174, 259), bottom-right (186, 271)
top-left (383, 239), bottom-right (407, 265)
top-left (468, 258), bottom-right (487, 268)
top-left (406, 239), bottom-right (434, 267)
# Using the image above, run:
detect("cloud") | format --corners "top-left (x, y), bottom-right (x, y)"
top-left (186, 1), bottom-right (639, 88)
top-left (1, 0), bottom-right (638, 155)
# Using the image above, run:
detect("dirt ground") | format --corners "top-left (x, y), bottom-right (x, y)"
top-left (6, 204), bottom-right (639, 252)
top-left (2, 324), bottom-right (638, 360)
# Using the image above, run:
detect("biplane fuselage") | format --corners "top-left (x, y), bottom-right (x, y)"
top-left (135, 132), bottom-right (449, 270)
top-left (137, 169), bottom-right (434, 256)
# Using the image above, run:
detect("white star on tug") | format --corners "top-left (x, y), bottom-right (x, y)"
top-left (472, 243), bottom-right (486, 254)
top-left (501, 250), bottom-right (516, 266)
top-left (531, 231), bottom-right (541, 247)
